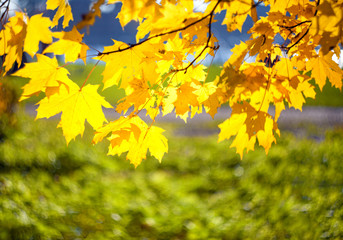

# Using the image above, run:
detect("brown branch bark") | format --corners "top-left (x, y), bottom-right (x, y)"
top-left (171, 0), bottom-right (222, 73)
top-left (98, 0), bottom-right (223, 56)
top-left (277, 20), bottom-right (312, 30)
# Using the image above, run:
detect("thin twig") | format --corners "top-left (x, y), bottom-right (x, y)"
top-left (98, 0), bottom-right (223, 56)
top-left (277, 20), bottom-right (311, 29)
top-left (80, 55), bottom-right (103, 90)
top-left (286, 26), bottom-right (311, 51)
top-left (170, 0), bottom-right (222, 73)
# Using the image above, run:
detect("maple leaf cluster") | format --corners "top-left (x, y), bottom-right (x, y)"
top-left (0, 0), bottom-right (342, 166)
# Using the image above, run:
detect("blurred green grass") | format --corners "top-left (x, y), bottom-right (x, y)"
top-left (7, 63), bottom-right (343, 107)
top-left (1, 111), bottom-right (343, 239)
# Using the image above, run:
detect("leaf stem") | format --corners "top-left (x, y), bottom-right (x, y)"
top-left (80, 56), bottom-right (103, 90)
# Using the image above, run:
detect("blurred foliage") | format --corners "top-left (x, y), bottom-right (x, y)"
top-left (304, 82), bottom-right (343, 107)
top-left (1, 112), bottom-right (343, 239)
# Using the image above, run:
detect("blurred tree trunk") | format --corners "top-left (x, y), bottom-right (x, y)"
top-left (0, 82), bottom-right (18, 140)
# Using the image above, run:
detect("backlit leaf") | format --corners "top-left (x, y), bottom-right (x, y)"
top-left (43, 27), bottom-right (89, 63)
top-left (12, 54), bottom-right (72, 101)
top-left (36, 83), bottom-right (113, 144)
top-left (93, 116), bottom-right (168, 167)
top-left (46, 0), bottom-right (73, 28)
top-left (24, 14), bottom-right (52, 57)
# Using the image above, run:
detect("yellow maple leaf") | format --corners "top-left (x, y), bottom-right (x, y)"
top-left (161, 87), bottom-right (177, 116)
top-left (256, 117), bottom-right (278, 154)
top-left (43, 27), bottom-right (89, 63)
top-left (0, 12), bottom-right (27, 73)
top-left (195, 82), bottom-right (224, 118)
top-left (136, 0), bottom-right (199, 41)
top-left (219, 101), bottom-right (278, 158)
top-left (288, 89), bottom-right (305, 110)
top-left (46, 0), bottom-right (73, 28)
top-left (310, 0), bottom-right (343, 54)
top-left (231, 127), bottom-right (256, 159)
top-left (274, 101), bottom-right (285, 122)
top-left (218, 113), bottom-right (256, 158)
top-left (268, 0), bottom-right (300, 14)
top-left (238, 102), bottom-right (267, 138)
top-left (109, 0), bottom-right (161, 29)
top-left (12, 54), bottom-right (73, 101)
top-left (97, 40), bottom-right (146, 90)
top-left (228, 42), bottom-right (249, 69)
top-left (306, 52), bottom-right (343, 90)
top-left (116, 124), bottom-right (168, 167)
top-left (218, 113), bottom-right (246, 143)
top-left (24, 14), bottom-right (52, 57)
top-left (116, 77), bottom-right (151, 114)
top-left (93, 116), bottom-right (168, 167)
top-left (247, 35), bottom-right (265, 57)
top-left (173, 82), bottom-right (199, 116)
top-left (36, 83), bottom-right (113, 144)
top-left (92, 117), bottom-right (128, 144)
top-left (217, 0), bottom-right (255, 32)
top-left (203, 89), bottom-right (225, 118)
top-left (274, 58), bottom-right (298, 81)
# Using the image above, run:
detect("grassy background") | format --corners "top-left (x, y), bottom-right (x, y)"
top-left (0, 111), bottom-right (343, 239)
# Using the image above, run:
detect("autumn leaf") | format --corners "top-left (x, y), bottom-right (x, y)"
top-left (218, 113), bottom-right (254, 158)
top-left (219, 101), bottom-right (278, 158)
top-left (4, 0), bottom-right (343, 162)
top-left (247, 35), bottom-right (265, 57)
top-left (0, 12), bottom-right (27, 73)
top-left (97, 40), bottom-right (146, 90)
top-left (135, 0), bottom-right (200, 41)
top-left (173, 82), bottom-right (199, 116)
top-left (12, 54), bottom-right (73, 101)
top-left (108, 0), bottom-right (162, 29)
top-left (43, 27), bottom-right (89, 63)
top-left (202, 90), bottom-right (224, 118)
top-left (116, 77), bottom-right (151, 114)
top-left (36, 83), bottom-right (113, 144)
top-left (228, 42), bottom-right (249, 69)
top-left (310, 0), bottom-right (343, 54)
top-left (24, 14), bottom-right (53, 57)
top-left (275, 58), bottom-right (298, 81)
top-left (46, 0), bottom-right (73, 28)
top-left (195, 82), bottom-right (224, 118)
top-left (306, 52), bottom-right (343, 90)
top-left (216, 0), bottom-right (255, 32)
top-left (93, 116), bottom-right (168, 167)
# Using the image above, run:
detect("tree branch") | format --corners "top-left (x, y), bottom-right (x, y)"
top-left (98, 0), bottom-right (223, 56)
top-left (171, 0), bottom-right (221, 73)
top-left (286, 26), bottom-right (311, 52)
top-left (277, 20), bottom-right (312, 30)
